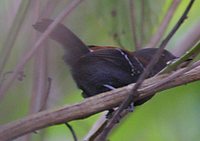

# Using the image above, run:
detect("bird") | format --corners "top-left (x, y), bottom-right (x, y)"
top-left (33, 19), bottom-right (177, 106)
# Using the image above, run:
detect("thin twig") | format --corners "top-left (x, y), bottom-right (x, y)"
top-left (96, 0), bottom-right (195, 140)
top-left (24, 1), bottom-right (41, 141)
top-left (146, 0), bottom-right (180, 48)
top-left (173, 20), bottom-right (200, 56)
top-left (29, 0), bottom-right (43, 115)
top-left (39, 77), bottom-right (52, 111)
top-left (93, 110), bottom-right (129, 141)
top-left (85, 109), bottom-right (129, 141)
top-left (0, 64), bottom-right (200, 141)
top-left (0, 0), bottom-right (30, 83)
top-left (129, 0), bottom-right (140, 50)
top-left (140, 0), bottom-right (145, 47)
top-left (65, 123), bottom-right (78, 141)
top-left (146, 60), bottom-right (200, 92)
top-left (84, 112), bottom-right (108, 141)
top-left (0, 0), bottom-right (84, 100)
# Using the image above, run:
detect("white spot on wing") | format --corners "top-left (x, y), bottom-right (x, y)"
top-left (103, 84), bottom-right (116, 90)
top-left (116, 49), bottom-right (136, 76)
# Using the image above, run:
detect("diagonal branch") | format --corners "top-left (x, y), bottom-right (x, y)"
top-left (173, 20), bottom-right (200, 56)
top-left (0, 64), bottom-right (200, 141)
top-left (0, 0), bottom-right (30, 81)
top-left (0, 0), bottom-right (84, 100)
top-left (145, 0), bottom-right (180, 48)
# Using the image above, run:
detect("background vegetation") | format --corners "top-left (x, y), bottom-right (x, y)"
top-left (0, 0), bottom-right (200, 141)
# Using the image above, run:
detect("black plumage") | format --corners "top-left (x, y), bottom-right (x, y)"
top-left (33, 19), bottom-right (176, 105)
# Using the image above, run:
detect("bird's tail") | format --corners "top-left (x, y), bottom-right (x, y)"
top-left (33, 19), bottom-right (90, 66)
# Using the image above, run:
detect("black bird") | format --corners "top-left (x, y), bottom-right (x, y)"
top-left (33, 19), bottom-right (176, 106)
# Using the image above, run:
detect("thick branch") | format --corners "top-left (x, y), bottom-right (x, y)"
top-left (0, 65), bottom-right (200, 141)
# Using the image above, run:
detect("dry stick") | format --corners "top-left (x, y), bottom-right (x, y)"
top-left (146, 60), bottom-right (200, 92)
top-left (140, 0), bottom-right (145, 48)
top-left (24, 1), bottom-right (42, 141)
top-left (31, 1), bottom-right (79, 141)
top-left (25, 1), bottom-right (57, 139)
top-left (146, 0), bottom-right (180, 48)
top-left (0, 65), bottom-right (200, 141)
top-left (35, 45), bottom-right (49, 111)
top-left (35, 0), bottom-right (59, 113)
top-left (29, 0), bottom-right (44, 116)
top-left (84, 112), bottom-right (108, 141)
top-left (173, 20), bottom-right (200, 56)
top-left (37, 0), bottom-right (61, 112)
top-left (0, 0), bottom-right (30, 81)
top-left (84, 110), bottom-right (129, 141)
top-left (0, 0), bottom-right (84, 100)
top-left (40, 77), bottom-right (52, 111)
top-left (129, 0), bottom-right (140, 50)
top-left (96, 0), bottom-right (195, 140)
